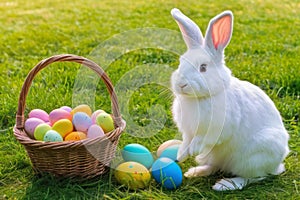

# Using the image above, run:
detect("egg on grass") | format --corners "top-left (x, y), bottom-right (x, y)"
top-left (157, 139), bottom-right (182, 157)
top-left (122, 143), bottom-right (154, 169)
top-left (151, 157), bottom-right (183, 190)
top-left (114, 161), bottom-right (151, 190)
top-left (159, 144), bottom-right (180, 161)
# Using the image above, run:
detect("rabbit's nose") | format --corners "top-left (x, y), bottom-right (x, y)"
top-left (179, 83), bottom-right (188, 88)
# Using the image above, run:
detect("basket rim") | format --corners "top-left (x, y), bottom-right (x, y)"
top-left (13, 119), bottom-right (125, 149)
top-left (14, 54), bottom-right (126, 145)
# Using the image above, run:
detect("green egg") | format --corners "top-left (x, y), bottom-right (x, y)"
top-left (34, 123), bottom-right (52, 141)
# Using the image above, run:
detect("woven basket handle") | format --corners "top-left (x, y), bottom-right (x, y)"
top-left (16, 54), bottom-right (123, 130)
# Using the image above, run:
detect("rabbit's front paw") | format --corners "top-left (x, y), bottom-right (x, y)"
top-left (184, 165), bottom-right (214, 177)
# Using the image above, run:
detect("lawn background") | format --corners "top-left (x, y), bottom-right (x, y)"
top-left (0, 0), bottom-right (299, 199)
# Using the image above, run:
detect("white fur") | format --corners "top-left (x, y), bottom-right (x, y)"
top-left (171, 8), bottom-right (289, 191)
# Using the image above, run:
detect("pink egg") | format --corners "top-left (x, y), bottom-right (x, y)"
top-left (28, 109), bottom-right (49, 122)
top-left (49, 109), bottom-right (72, 125)
top-left (60, 106), bottom-right (72, 113)
top-left (24, 117), bottom-right (45, 139)
top-left (91, 109), bottom-right (106, 124)
top-left (72, 112), bottom-right (92, 133)
top-left (87, 124), bottom-right (105, 139)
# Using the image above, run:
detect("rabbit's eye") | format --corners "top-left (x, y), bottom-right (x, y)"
top-left (199, 64), bottom-right (207, 72)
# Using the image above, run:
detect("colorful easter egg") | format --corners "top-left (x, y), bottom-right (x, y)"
top-left (159, 144), bottom-right (180, 161)
top-left (52, 119), bottom-right (73, 138)
top-left (87, 124), bottom-right (105, 139)
top-left (34, 123), bottom-right (52, 141)
top-left (96, 112), bottom-right (114, 133)
top-left (72, 112), bottom-right (92, 133)
top-left (60, 106), bottom-right (72, 113)
top-left (151, 157), bottom-right (183, 190)
top-left (24, 118), bottom-right (45, 139)
top-left (114, 161), bottom-right (151, 189)
top-left (43, 130), bottom-right (63, 142)
top-left (49, 109), bottom-right (72, 125)
top-left (28, 109), bottom-right (49, 122)
top-left (71, 104), bottom-right (92, 116)
top-left (64, 131), bottom-right (87, 141)
top-left (122, 144), bottom-right (154, 169)
top-left (91, 109), bottom-right (106, 124)
top-left (157, 139), bottom-right (182, 157)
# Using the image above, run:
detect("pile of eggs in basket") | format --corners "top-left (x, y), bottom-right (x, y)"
top-left (114, 140), bottom-right (183, 190)
top-left (24, 104), bottom-right (115, 142)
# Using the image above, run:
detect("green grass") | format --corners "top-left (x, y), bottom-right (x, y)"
top-left (0, 0), bottom-right (299, 199)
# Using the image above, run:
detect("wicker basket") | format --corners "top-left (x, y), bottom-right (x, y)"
top-left (13, 54), bottom-right (126, 180)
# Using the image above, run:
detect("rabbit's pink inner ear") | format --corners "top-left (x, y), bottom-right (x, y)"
top-left (212, 15), bottom-right (232, 50)
top-left (178, 23), bottom-right (187, 38)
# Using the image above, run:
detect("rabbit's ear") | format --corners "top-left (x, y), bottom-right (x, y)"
top-left (205, 11), bottom-right (233, 54)
top-left (171, 8), bottom-right (204, 49)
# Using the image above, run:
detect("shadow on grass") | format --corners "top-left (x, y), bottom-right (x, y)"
top-left (23, 171), bottom-right (114, 200)
top-left (21, 161), bottom-right (296, 200)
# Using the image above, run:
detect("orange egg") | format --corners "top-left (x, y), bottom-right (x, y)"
top-left (64, 131), bottom-right (87, 141)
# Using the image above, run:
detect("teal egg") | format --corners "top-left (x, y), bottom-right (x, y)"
top-left (159, 144), bottom-right (180, 161)
top-left (122, 143), bottom-right (154, 169)
top-left (43, 130), bottom-right (63, 142)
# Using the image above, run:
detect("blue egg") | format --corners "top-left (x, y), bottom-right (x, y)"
top-left (122, 143), bottom-right (154, 169)
top-left (151, 157), bottom-right (183, 190)
top-left (72, 112), bottom-right (92, 133)
top-left (159, 144), bottom-right (180, 161)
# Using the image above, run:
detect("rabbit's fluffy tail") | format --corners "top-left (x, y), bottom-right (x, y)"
top-left (272, 163), bottom-right (286, 175)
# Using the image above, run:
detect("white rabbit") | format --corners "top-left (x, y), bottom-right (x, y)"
top-left (170, 8), bottom-right (290, 191)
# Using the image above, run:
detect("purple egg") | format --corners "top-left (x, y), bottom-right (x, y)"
top-left (24, 118), bottom-right (45, 139)
top-left (60, 106), bottom-right (72, 113)
top-left (29, 109), bottom-right (49, 122)
top-left (87, 124), bottom-right (105, 139)
top-left (72, 112), bottom-right (92, 133)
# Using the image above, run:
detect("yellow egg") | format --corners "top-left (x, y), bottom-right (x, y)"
top-left (64, 131), bottom-right (87, 141)
top-left (71, 104), bottom-right (92, 116)
top-left (114, 161), bottom-right (151, 190)
top-left (52, 119), bottom-right (73, 138)
top-left (157, 139), bottom-right (182, 157)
